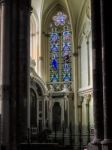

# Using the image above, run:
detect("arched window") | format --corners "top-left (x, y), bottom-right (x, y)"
top-left (49, 11), bottom-right (72, 82)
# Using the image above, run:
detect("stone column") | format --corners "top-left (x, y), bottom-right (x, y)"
top-left (61, 99), bottom-right (64, 127)
top-left (8, 0), bottom-right (31, 148)
top-left (86, 40), bottom-right (90, 86)
top-left (49, 94), bottom-right (52, 130)
top-left (0, 0), bottom-right (31, 149)
top-left (43, 96), bottom-right (46, 129)
top-left (101, 0), bottom-right (112, 149)
top-left (85, 94), bottom-right (91, 143)
top-left (0, 0), bottom-right (10, 150)
top-left (78, 96), bottom-right (83, 150)
top-left (15, 0), bottom-right (31, 144)
top-left (88, 0), bottom-right (104, 149)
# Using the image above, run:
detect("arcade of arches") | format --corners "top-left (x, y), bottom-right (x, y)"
top-left (0, 0), bottom-right (112, 150)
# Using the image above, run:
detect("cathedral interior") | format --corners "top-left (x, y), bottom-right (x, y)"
top-left (0, 0), bottom-right (111, 150)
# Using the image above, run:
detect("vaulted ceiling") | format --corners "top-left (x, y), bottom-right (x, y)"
top-left (32, 0), bottom-right (85, 24)
top-left (31, 0), bottom-right (89, 48)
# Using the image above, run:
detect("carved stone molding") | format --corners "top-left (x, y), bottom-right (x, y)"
top-left (86, 1), bottom-right (91, 21)
top-left (84, 94), bottom-right (91, 104)
top-left (78, 87), bottom-right (93, 104)
top-left (78, 87), bottom-right (93, 96)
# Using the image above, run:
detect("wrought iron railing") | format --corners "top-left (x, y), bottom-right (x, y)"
top-left (27, 126), bottom-right (94, 150)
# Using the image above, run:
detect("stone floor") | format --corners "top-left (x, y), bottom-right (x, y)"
top-left (19, 143), bottom-right (74, 150)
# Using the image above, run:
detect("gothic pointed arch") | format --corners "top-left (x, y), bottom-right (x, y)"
top-left (41, 3), bottom-right (74, 84)
top-left (39, 2), bottom-right (75, 134)
top-left (30, 64), bottom-right (48, 132)
top-left (30, 63), bottom-right (48, 95)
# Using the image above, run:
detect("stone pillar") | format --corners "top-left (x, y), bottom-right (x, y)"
top-left (86, 40), bottom-right (90, 86)
top-left (0, 0), bottom-right (31, 149)
top-left (8, 0), bottom-right (31, 148)
top-left (61, 99), bottom-right (64, 127)
top-left (64, 94), bottom-right (67, 129)
top-left (15, 0), bottom-right (31, 144)
top-left (88, 0), bottom-right (104, 149)
top-left (49, 95), bottom-right (52, 130)
top-left (101, 0), bottom-right (112, 149)
top-left (0, 0), bottom-right (10, 150)
top-left (44, 95), bottom-right (48, 128)
top-left (43, 96), bottom-right (46, 129)
top-left (85, 94), bottom-right (91, 143)
top-left (78, 96), bottom-right (83, 150)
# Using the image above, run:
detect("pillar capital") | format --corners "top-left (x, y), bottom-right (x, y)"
top-left (79, 96), bottom-right (84, 105)
top-left (84, 94), bottom-right (91, 105)
top-left (79, 93), bottom-right (91, 105)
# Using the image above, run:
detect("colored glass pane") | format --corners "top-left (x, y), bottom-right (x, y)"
top-left (63, 72), bottom-right (71, 81)
top-left (62, 30), bottom-right (72, 81)
top-left (63, 63), bottom-right (71, 72)
top-left (50, 32), bottom-right (59, 82)
top-left (50, 32), bottom-right (59, 51)
top-left (51, 54), bottom-right (58, 70)
top-left (62, 51), bottom-right (70, 63)
top-left (63, 31), bottom-right (72, 42)
top-left (50, 73), bottom-right (59, 82)
top-left (49, 12), bottom-right (72, 83)
top-left (62, 42), bottom-right (71, 51)
top-left (50, 43), bottom-right (59, 51)
top-left (50, 33), bottom-right (59, 43)
top-left (52, 12), bottom-right (67, 26)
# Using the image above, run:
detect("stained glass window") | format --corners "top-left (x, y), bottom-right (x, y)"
top-left (50, 30), bottom-right (59, 82)
top-left (62, 28), bottom-right (72, 81)
top-left (52, 12), bottom-right (67, 26)
top-left (49, 12), bottom-right (72, 82)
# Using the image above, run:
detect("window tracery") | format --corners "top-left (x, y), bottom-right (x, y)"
top-left (49, 11), bottom-right (72, 83)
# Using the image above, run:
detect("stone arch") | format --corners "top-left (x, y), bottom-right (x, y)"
top-left (30, 67), bottom-right (48, 132)
top-left (40, 2), bottom-right (75, 82)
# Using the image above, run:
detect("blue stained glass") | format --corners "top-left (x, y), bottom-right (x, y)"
top-left (52, 59), bottom-right (58, 70)
top-left (49, 12), bottom-right (72, 83)
top-left (51, 73), bottom-right (59, 82)
top-left (52, 12), bottom-right (67, 26)
top-left (62, 29), bottom-right (72, 81)
top-left (62, 42), bottom-right (71, 51)
top-left (63, 31), bottom-right (71, 42)
top-left (52, 52), bottom-right (58, 58)
top-left (50, 32), bottom-right (59, 81)
top-left (63, 73), bottom-right (71, 81)
top-left (62, 51), bottom-right (70, 62)
top-left (50, 33), bottom-right (59, 43)
top-left (51, 53), bottom-right (58, 70)
top-left (50, 43), bottom-right (59, 51)
top-left (63, 63), bottom-right (70, 72)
